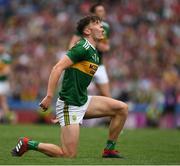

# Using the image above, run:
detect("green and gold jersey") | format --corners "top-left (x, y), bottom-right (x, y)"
top-left (59, 38), bottom-right (100, 106)
top-left (75, 21), bottom-right (110, 64)
top-left (0, 53), bottom-right (12, 81)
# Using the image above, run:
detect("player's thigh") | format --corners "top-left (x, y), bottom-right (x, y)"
top-left (61, 124), bottom-right (80, 156)
top-left (85, 96), bottom-right (127, 118)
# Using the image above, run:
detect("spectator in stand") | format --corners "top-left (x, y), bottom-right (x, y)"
top-left (0, 0), bottom-right (179, 126)
top-left (0, 41), bottom-right (16, 123)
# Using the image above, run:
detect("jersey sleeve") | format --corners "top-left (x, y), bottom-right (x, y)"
top-left (66, 43), bottom-right (86, 64)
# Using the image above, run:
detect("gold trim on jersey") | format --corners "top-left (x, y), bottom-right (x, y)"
top-left (71, 61), bottom-right (98, 76)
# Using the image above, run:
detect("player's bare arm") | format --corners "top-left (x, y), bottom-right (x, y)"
top-left (39, 56), bottom-right (73, 111)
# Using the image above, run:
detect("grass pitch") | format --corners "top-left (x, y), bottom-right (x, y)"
top-left (0, 124), bottom-right (180, 165)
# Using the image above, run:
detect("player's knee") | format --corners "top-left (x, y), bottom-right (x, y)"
top-left (64, 151), bottom-right (77, 158)
top-left (62, 146), bottom-right (77, 158)
top-left (69, 152), bottom-right (77, 158)
top-left (117, 102), bottom-right (128, 117)
top-left (122, 103), bottom-right (128, 117)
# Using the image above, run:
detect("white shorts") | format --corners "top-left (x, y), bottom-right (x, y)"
top-left (0, 81), bottom-right (10, 95)
top-left (94, 65), bottom-right (109, 84)
top-left (56, 96), bottom-right (92, 126)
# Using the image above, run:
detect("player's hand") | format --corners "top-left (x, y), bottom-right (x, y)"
top-left (39, 96), bottom-right (52, 112)
top-left (51, 118), bottom-right (59, 124)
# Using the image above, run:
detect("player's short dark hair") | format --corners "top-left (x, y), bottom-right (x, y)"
top-left (90, 3), bottom-right (104, 13)
top-left (76, 15), bottom-right (101, 35)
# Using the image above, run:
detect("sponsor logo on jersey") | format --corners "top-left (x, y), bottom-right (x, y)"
top-left (71, 61), bottom-right (98, 76)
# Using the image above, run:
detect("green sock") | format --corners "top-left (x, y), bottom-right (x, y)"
top-left (27, 140), bottom-right (39, 150)
top-left (105, 140), bottom-right (116, 150)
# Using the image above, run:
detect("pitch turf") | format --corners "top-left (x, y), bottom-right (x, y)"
top-left (0, 124), bottom-right (180, 165)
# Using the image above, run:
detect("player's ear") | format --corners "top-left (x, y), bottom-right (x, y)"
top-left (83, 27), bottom-right (91, 35)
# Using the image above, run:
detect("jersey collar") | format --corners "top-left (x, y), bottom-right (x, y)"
top-left (84, 38), bottom-right (96, 50)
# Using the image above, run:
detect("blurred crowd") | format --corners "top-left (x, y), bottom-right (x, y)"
top-left (0, 0), bottom-right (179, 118)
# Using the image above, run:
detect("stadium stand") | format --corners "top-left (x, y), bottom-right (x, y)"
top-left (0, 0), bottom-right (179, 127)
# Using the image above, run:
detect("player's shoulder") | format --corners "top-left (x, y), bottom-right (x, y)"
top-left (75, 38), bottom-right (92, 51)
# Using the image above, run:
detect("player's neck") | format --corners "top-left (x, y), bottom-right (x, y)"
top-left (84, 37), bottom-right (96, 49)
